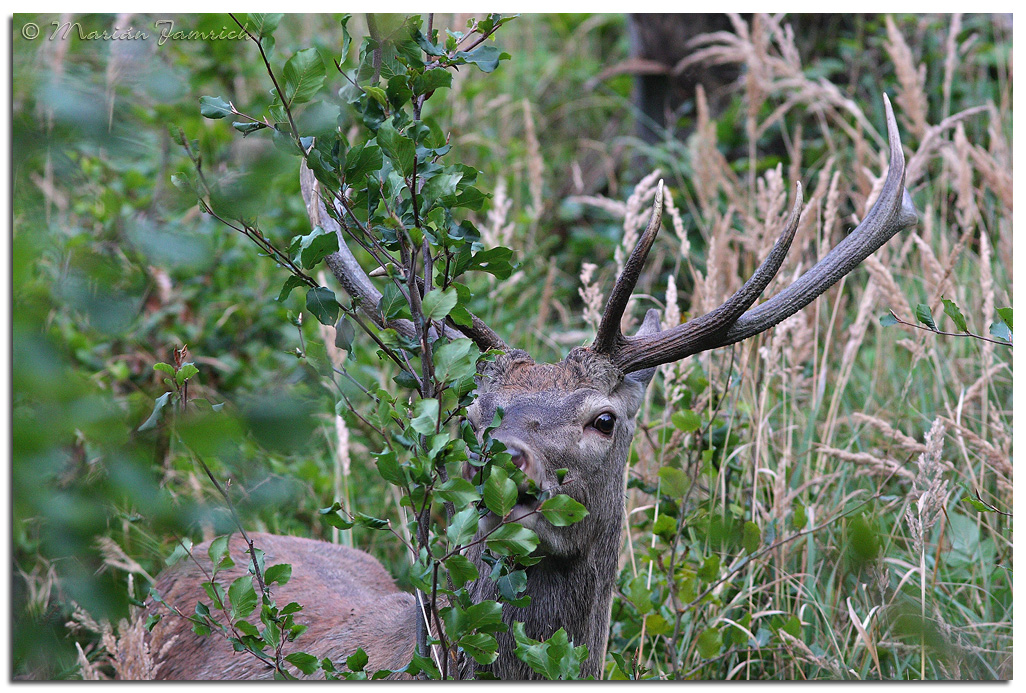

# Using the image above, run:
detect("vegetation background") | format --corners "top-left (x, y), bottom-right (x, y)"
top-left (11, 12), bottom-right (1012, 679)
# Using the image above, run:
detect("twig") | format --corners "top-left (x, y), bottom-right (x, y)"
top-left (887, 309), bottom-right (1012, 347)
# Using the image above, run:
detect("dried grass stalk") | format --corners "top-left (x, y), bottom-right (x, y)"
top-left (851, 413), bottom-right (928, 456)
top-left (578, 262), bottom-right (604, 333)
top-left (815, 444), bottom-right (914, 482)
top-left (521, 98), bottom-right (544, 223)
top-left (884, 15), bottom-right (929, 140)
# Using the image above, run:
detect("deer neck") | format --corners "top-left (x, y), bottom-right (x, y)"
top-left (465, 506), bottom-right (624, 680)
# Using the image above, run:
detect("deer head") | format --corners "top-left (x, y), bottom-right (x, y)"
top-left (146, 95), bottom-right (917, 680)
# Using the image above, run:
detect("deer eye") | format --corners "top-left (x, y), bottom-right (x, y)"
top-left (590, 412), bottom-right (616, 435)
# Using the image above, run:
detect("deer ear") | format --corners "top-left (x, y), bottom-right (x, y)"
top-left (624, 309), bottom-right (662, 389)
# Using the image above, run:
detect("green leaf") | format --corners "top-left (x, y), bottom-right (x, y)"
top-left (264, 563), bottom-right (292, 586)
top-left (232, 121), bottom-right (267, 136)
top-left (652, 514), bottom-right (676, 540)
top-left (742, 521), bottom-right (761, 554)
top-left (346, 648), bottom-right (369, 672)
top-left (420, 170), bottom-right (463, 211)
top-left (697, 554), bottom-right (720, 582)
top-left (468, 246), bottom-right (514, 278)
top-left (138, 392), bottom-right (172, 432)
top-left (353, 512), bottom-right (389, 530)
top-left (404, 652), bottom-right (440, 679)
top-left (277, 275), bottom-right (307, 302)
top-left (658, 466), bottom-right (690, 497)
top-left (413, 67), bottom-right (453, 95)
top-left (646, 613), bottom-right (672, 637)
top-left (208, 534), bottom-right (234, 571)
top-left (696, 627), bottom-right (723, 659)
top-left (364, 86), bottom-right (388, 108)
top-left (670, 409), bottom-right (702, 433)
top-left (512, 624), bottom-right (587, 680)
top-left (343, 143), bottom-right (383, 183)
top-left (485, 522), bottom-right (538, 556)
top-left (339, 14), bottom-right (353, 57)
top-left (792, 501), bottom-right (808, 530)
top-left (372, 449), bottom-right (404, 485)
top-left (879, 313), bottom-right (899, 327)
top-left (626, 575), bottom-right (653, 614)
top-left (234, 620), bottom-right (260, 639)
top-left (298, 226), bottom-right (340, 270)
top-left (483, 467), bottom-right (518, 518)
top-left (377, 283), bottom-right (411, 321)
top-left (990, 321), bottom-right (1012, 342)
top-left (781, 614), bottom-right (801, 638)
top-left (539, 495), bottom-right (589, 526)
top-left (495, 567), bottom-right (528, 604)
top-left (247, 13), bottom-right (282, 37)
top-left (447, 507), bottom-right (479, 546)
top-left (997, 306), bottom-right (1013, 332)
top-left (334, 316), bottom-right (356, 352)
top-left (285, 651), bottom-right (321, 675)
top-left (414, 30), bottom-right (445, 57)
top-left (915, 303), bottom-right (937, 331)
top-left (306, 286), bottom-right (340, 326)
top-left (227, 575), bottom-right (258, 620)
top-left (437, 477), bottom-right (480, 507)
top-left (459, 632), bottom-right (499, 665)
top-left (942, 298), bottom-right (968, 332)
top-left (410, 398), bottom-right (439, 435)
top-left (376, 120), bottom-right (415, 177)
top-left (385, 75), bottom-right (413, 110)
top-left (153, 362), bottom-right (175, 376)
top-left (434, 339), bottom-right (478, 387)
top-left (444, 554), bottom-right (479, 590)
top-left (175, 363), bottom-right (199, 386)
top-left (283, 48), bottom-right (326, 106)
top-left (421, 288), bottom-right (458, 321)
top-left (199, 95), bottom-right (232, 119)
top-left (960, 493), bottom-right (993, 513)
top-left (455, 45), bottom-right (508, 73)
top-left (202, 580), bottom-right (226, 610)
top-left (319, 502), bottom-right (355, 529)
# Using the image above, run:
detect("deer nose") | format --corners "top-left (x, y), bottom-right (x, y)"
top-left (505, 444), bottom-right (528, 470)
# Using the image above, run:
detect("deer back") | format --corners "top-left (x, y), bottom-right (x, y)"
top-left (146, 533), bottom-right (416, 680)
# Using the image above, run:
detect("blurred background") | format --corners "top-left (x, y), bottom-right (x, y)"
top-left (11, 13), bottom-right (1012, 679)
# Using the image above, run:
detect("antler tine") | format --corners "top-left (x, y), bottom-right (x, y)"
top-left (609, 94), bottom-right (918, 374)
top-left (607, 182), bottom-right (804, 372)
top-left (711, 93), bottom-right (918, 349)
top-left (299, 160), bottom-right (509, 352)
top-left (592, 180), bottom-right (665, 355)
top-left (299, 160), bottom-right (404, 334)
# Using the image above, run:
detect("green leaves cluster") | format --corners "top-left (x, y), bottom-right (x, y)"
top-left (171, 13), bottom-right (587, 680)
top-left (880, 299), bottom-right (1012, 345)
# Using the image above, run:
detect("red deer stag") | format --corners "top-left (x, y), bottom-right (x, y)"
top-left (143, 96), bottom-right (917, 680)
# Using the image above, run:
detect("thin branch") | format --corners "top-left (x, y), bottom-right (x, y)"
top-left (887, 309), bottom-right (1012, 347)
top-left (230, 13), bottom-right (301, 150)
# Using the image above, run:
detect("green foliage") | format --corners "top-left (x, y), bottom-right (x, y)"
top-left (512, 623), bottom-right (590, 680)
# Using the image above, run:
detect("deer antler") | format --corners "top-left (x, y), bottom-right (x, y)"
top-left (592, 94), bottom-right (919, 374)
top-left (299, 162), bottom-right (508, 352)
